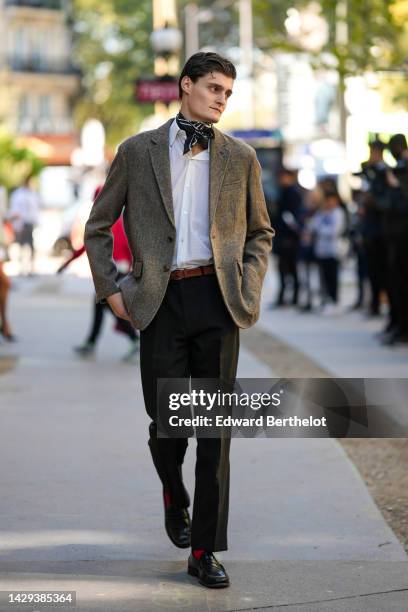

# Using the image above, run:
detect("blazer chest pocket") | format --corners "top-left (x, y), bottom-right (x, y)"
top-left (132, 260), bottom-right (143, 278)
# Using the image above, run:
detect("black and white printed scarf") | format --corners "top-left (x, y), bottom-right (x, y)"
top-left (175, 112), bottom-right (215, 155)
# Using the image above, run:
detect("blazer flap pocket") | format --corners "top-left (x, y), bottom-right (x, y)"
top-left (132, 260), bottom-right (143, 278)
top-left (223, 179), bottom-right (244, 190)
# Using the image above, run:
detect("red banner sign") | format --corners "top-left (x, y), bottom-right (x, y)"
top-left (135, 79), bottom-right (179, 103)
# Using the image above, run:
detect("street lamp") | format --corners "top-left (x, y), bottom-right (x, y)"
top-left (150, 22), bottom-right (182, 80)
top-left (149, 21), bottom-right (182, 122)
top-left (150, 24), bottom-right (183, 61)
top-left (137, 0), bottom-right (182, 128)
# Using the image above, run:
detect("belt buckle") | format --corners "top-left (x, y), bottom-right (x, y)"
top-left (171, 266), bottom-right (209, 281)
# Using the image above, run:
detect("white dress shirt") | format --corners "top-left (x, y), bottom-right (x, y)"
top-left (169, 118), bottom-right (213, 271)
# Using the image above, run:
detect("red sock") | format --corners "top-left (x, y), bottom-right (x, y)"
top-left (163, 491), bottom-right (172, 509)
top-left (192, 549), bottom-right (205, 560)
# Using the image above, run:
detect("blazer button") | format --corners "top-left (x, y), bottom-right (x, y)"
top-left (167, 236), bottom-right (173, 242)
top-left (163, 265), bottom-right (170, 272)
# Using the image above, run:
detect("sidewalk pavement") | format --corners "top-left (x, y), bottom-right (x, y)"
top-left (0, 272), bottom-right (407, 611)
top-left (258, 261), bottom-right (408, 379)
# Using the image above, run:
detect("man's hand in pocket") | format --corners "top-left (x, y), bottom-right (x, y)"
top-left (107, 292), bottom-right (131, 321)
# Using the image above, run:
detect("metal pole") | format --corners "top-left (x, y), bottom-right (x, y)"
top-left (152, 0), bottom-right (180, 118)
top-left (335, 0), bottom-right (348, 143)
top-left (185, 3), bottom-right (200, 60)
top-left (239, 0), bottom-right (254, 128)
top-left (239, 0), bottom-right (253, 75)
top-left (153, 0), bottom-right (179, 76)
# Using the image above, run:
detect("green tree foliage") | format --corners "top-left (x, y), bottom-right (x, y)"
top-left (72, 0), bottom-right (155, 147)
top-left (0, 131), bottom-right (43, 192)
top-left (180, 1), bottom-right (405, 76)
top-left (252, 0), bottom-right (407, 119)
top-left (386, 0), bottom-right (408, 107)
top-left (252, 0), bottom-right (405, 75)
top-left (179, 0), bottom-right (406, 122)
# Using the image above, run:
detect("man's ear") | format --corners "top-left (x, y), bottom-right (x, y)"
top-left (180, 75), bottom-right (192, 96)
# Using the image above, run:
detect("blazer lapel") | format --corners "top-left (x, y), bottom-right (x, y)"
top-left (148, 119), bottom-right (175, 227)
top-left (209, 127), bottom-right (230, 228)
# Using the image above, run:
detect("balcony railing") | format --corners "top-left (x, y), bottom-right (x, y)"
top-left (8, 56), bottom-right (80, 76)
top-left (5, 0), bottom-right (62, 9)
top-left (18, 116), bottom-right (74, 134)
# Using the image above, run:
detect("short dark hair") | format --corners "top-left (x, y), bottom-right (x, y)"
top-left (389, 133), bottom-right (407, 151)
top-left (178, 52), bottom-right (237, 99)
top-left (278, 167), bottom-right (297, 178)
top-left (324, 189), bottom-right (340, 201)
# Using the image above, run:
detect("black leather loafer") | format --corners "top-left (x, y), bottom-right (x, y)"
top-left (187, 552), bottom-right (230, 588)
top-left (164, 504), bottom-right (191, 548)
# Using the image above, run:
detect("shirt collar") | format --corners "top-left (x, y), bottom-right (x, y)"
top-left (169, 118), bottom-right (184, 148)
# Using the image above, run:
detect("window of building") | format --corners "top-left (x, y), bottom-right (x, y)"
top-left (18, 93), bottom-right (33, 132)
top-left (38, 94), bottom-right (53, 132)
top-left (12, 27), bottom-right (27, 69)
top-left (39, 94), bottom-right (51, 118)
top-left (18, 94), bottom-right (29, 121)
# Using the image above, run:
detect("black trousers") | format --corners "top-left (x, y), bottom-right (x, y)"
top-left (277, 248), bottom-right (299, 304)
top-left (140, 274), bottom-right (239, 551)
top-left (364, 238), bottom-right (387, 314)
top-left (390, 232), bottom-right (408, 333)
top-left (319, 257), bottom-right (339, 303)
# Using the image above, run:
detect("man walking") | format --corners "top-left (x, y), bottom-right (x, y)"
top-left (84, 52), bottom-right (273, 588)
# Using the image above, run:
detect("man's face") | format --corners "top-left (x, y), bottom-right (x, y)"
top-left (279, 172), bottom-right (295, 187)
top-left (180, 71), bottom-right (234, 123)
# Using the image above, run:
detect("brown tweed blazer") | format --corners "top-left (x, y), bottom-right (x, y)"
top-left (84, 118), bottom-right (274, 330)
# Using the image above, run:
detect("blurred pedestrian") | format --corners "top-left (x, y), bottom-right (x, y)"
top-left (57, 184), bottom-right (139, 362)
top-left (297, 186), bottom-right (320, 311)
top-left (8, 176), bottom-right (40, 276)
top-left (355, 140), bottom-right (388, 315)
top-left (348, 200), bottom-right (368, 311)
top-left (0, 186), bottom-right (15, 341)
top-left (271, 168), bottom-right (303, 307)
top-left (380, 134), bottom-right (408, 345)
top-left (318, 177), bottom-right (350, 234)
top-left (311, 190), bottom-right (347, 314)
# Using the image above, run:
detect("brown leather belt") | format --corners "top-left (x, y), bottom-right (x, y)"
top-left (170, 264), bottom-right (215, 281)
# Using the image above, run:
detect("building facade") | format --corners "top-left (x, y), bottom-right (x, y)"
top-left (0, 0), bottom-right (80, 164)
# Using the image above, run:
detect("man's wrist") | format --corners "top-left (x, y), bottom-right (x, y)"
top-left (97, 287), bottom-right (120, 304)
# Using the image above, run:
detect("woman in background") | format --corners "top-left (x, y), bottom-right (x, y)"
top-left (58, 184), bottom-right (139, 361)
